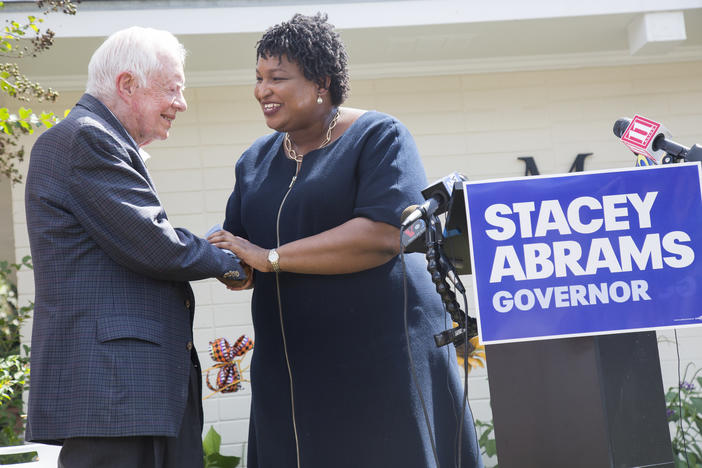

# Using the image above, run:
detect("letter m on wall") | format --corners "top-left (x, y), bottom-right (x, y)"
top-left (519, 153), bottom-right (592, 176)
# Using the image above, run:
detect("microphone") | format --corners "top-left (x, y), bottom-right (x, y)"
top-left (400, 205), bottom-right (427, 253)
top-left (400, 172), bottom-right (468, 229)
top-left (613, 115), bottom-right (702, 164)
top-left (612, 115), bottom-right (671, 164)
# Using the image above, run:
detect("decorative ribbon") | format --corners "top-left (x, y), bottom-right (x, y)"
top-left (203, 335), bottom-right (253, 399)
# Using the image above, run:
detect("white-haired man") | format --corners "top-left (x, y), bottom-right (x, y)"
top-left (24, 27), bottom-right (246, 468)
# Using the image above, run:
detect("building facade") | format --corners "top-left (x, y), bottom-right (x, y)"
top-left (3, 0), bottom-right (702, 464)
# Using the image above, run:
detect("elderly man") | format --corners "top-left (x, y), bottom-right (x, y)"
top-left (24, 27), bottom-right (245, 468)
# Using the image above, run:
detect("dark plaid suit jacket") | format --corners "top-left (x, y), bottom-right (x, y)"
top-left (24, 93), bottom-right (243, 442)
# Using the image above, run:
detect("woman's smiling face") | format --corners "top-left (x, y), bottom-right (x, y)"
top-left (254, 54), bottom-right (322, 134)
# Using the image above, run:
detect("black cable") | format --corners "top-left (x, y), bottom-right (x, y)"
top-left (443, 283), bottom-right (473, 468)
top-left (401, 217), bottom-right (481, 467)
top-left (446, 322), bottom-right (462, 468)
top-left (424, 217), bottom-right (481, 468)
top-left (435, 239), bottom-right (479, 468)
top-left (401, 249), bottom-right (440, 468)
top-left (463, 346), bottom-right (471, 464)
top-left (455, 293), bottom-right (467, 468)
top-left (442, 278), bottom-right (461, 468)
top-left (457, 288), bottom-right (481, 468)
top-left (457, 331), bottom-right (467, 468)
top-left (441, 266), bottom-right (473, 468)
top-left (674, 329), bottom-right (691, 468)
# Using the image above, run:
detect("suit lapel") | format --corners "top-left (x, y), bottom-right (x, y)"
top-left (131, 148), bottom-right (157, 192)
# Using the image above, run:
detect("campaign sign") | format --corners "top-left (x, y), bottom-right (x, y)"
top-left (464, 162), bottom-right (702, 344)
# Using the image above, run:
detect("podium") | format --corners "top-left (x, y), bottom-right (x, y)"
top-left (485, 331), bottom-right (674, 468)
top-left (430, 164), bottom-right (702, 467)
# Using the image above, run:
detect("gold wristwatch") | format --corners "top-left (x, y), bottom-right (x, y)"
top-left (268, 249), bottom-right (281, 273)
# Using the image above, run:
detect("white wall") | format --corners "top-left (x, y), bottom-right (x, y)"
top-left (12, 59), bottom-right (702, 464)
top-left (0, 177), bottom-right (15, 266)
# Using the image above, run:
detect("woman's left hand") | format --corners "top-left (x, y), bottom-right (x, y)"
top-left (208, 230), bottom-right (272, 273)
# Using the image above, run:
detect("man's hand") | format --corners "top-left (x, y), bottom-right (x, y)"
top-left (218, 263), bottom-right (254, 290)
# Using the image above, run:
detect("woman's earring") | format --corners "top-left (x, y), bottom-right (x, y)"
top-left (316, 95), bottom-right (323, 105)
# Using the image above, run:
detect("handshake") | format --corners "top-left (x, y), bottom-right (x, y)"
top-left (206, 224), bottom-right (255, 290)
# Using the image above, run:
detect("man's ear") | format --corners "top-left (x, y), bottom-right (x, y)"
top-left (116, 72), bottom-right (138, 102)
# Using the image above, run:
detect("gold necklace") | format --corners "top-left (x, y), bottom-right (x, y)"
top-left (283, 109), bottom-right (341, 163)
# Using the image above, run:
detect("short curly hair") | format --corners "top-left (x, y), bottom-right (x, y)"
top-left (256, 12), bottom-right (350, 106)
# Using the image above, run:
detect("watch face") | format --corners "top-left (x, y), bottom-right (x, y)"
top-left (269, 250), bottom-right (279, 262)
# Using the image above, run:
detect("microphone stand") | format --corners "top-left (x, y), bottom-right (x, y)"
top-left (423, 214), bottom-right (477, 348)
top-left (654, 138), bottom-right (702, 164)
top-left (660, 143), bottom-right (702, 164)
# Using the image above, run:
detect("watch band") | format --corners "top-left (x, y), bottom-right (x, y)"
top-left (268, 249), bottom-right (281, 273)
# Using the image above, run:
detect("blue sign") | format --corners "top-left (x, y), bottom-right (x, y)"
top-left (464, 163), bottom-right (702, 344)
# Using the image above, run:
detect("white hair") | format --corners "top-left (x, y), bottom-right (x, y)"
top-left (86, 26), bottom-right (186, 100)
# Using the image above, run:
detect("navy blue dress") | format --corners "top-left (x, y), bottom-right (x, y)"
top-left (224, 111), bottom-right (483, 468)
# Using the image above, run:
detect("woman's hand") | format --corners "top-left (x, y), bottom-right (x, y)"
top-left (208, 230), bottom-right (272, 273)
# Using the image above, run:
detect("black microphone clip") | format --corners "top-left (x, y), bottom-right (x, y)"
top-left (400, 172), bottom-right (467, 229)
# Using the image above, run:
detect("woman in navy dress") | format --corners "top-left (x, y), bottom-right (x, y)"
top-left (208, 13), bottom-right (483, 468)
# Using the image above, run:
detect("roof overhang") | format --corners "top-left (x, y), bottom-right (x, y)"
top-left (2, 0), bottom-right (702, 89)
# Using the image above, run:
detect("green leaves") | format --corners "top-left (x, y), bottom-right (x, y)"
top-left (203, 427), bottom-right (241, 468)
top-left (0, 11), bottom-right (49, 60)
top-left (475, 419), bottom-right (498, 464)
top-left (0, 106), bottom-right (60, 137)
top-left (0, 256), bottom-right (32, 453)
top-left (202, 426), bottom-right (222, 456)
top-left (0, 355), bottom-right (28, 402)
top-left (0, 1), bottom-right (76, 184)
top-left (0, 101), bottom-right (61, 182)
top-left (666, 364), bottom-right (702, 467)
top-left (40, 111), bottom-right (56, 128)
